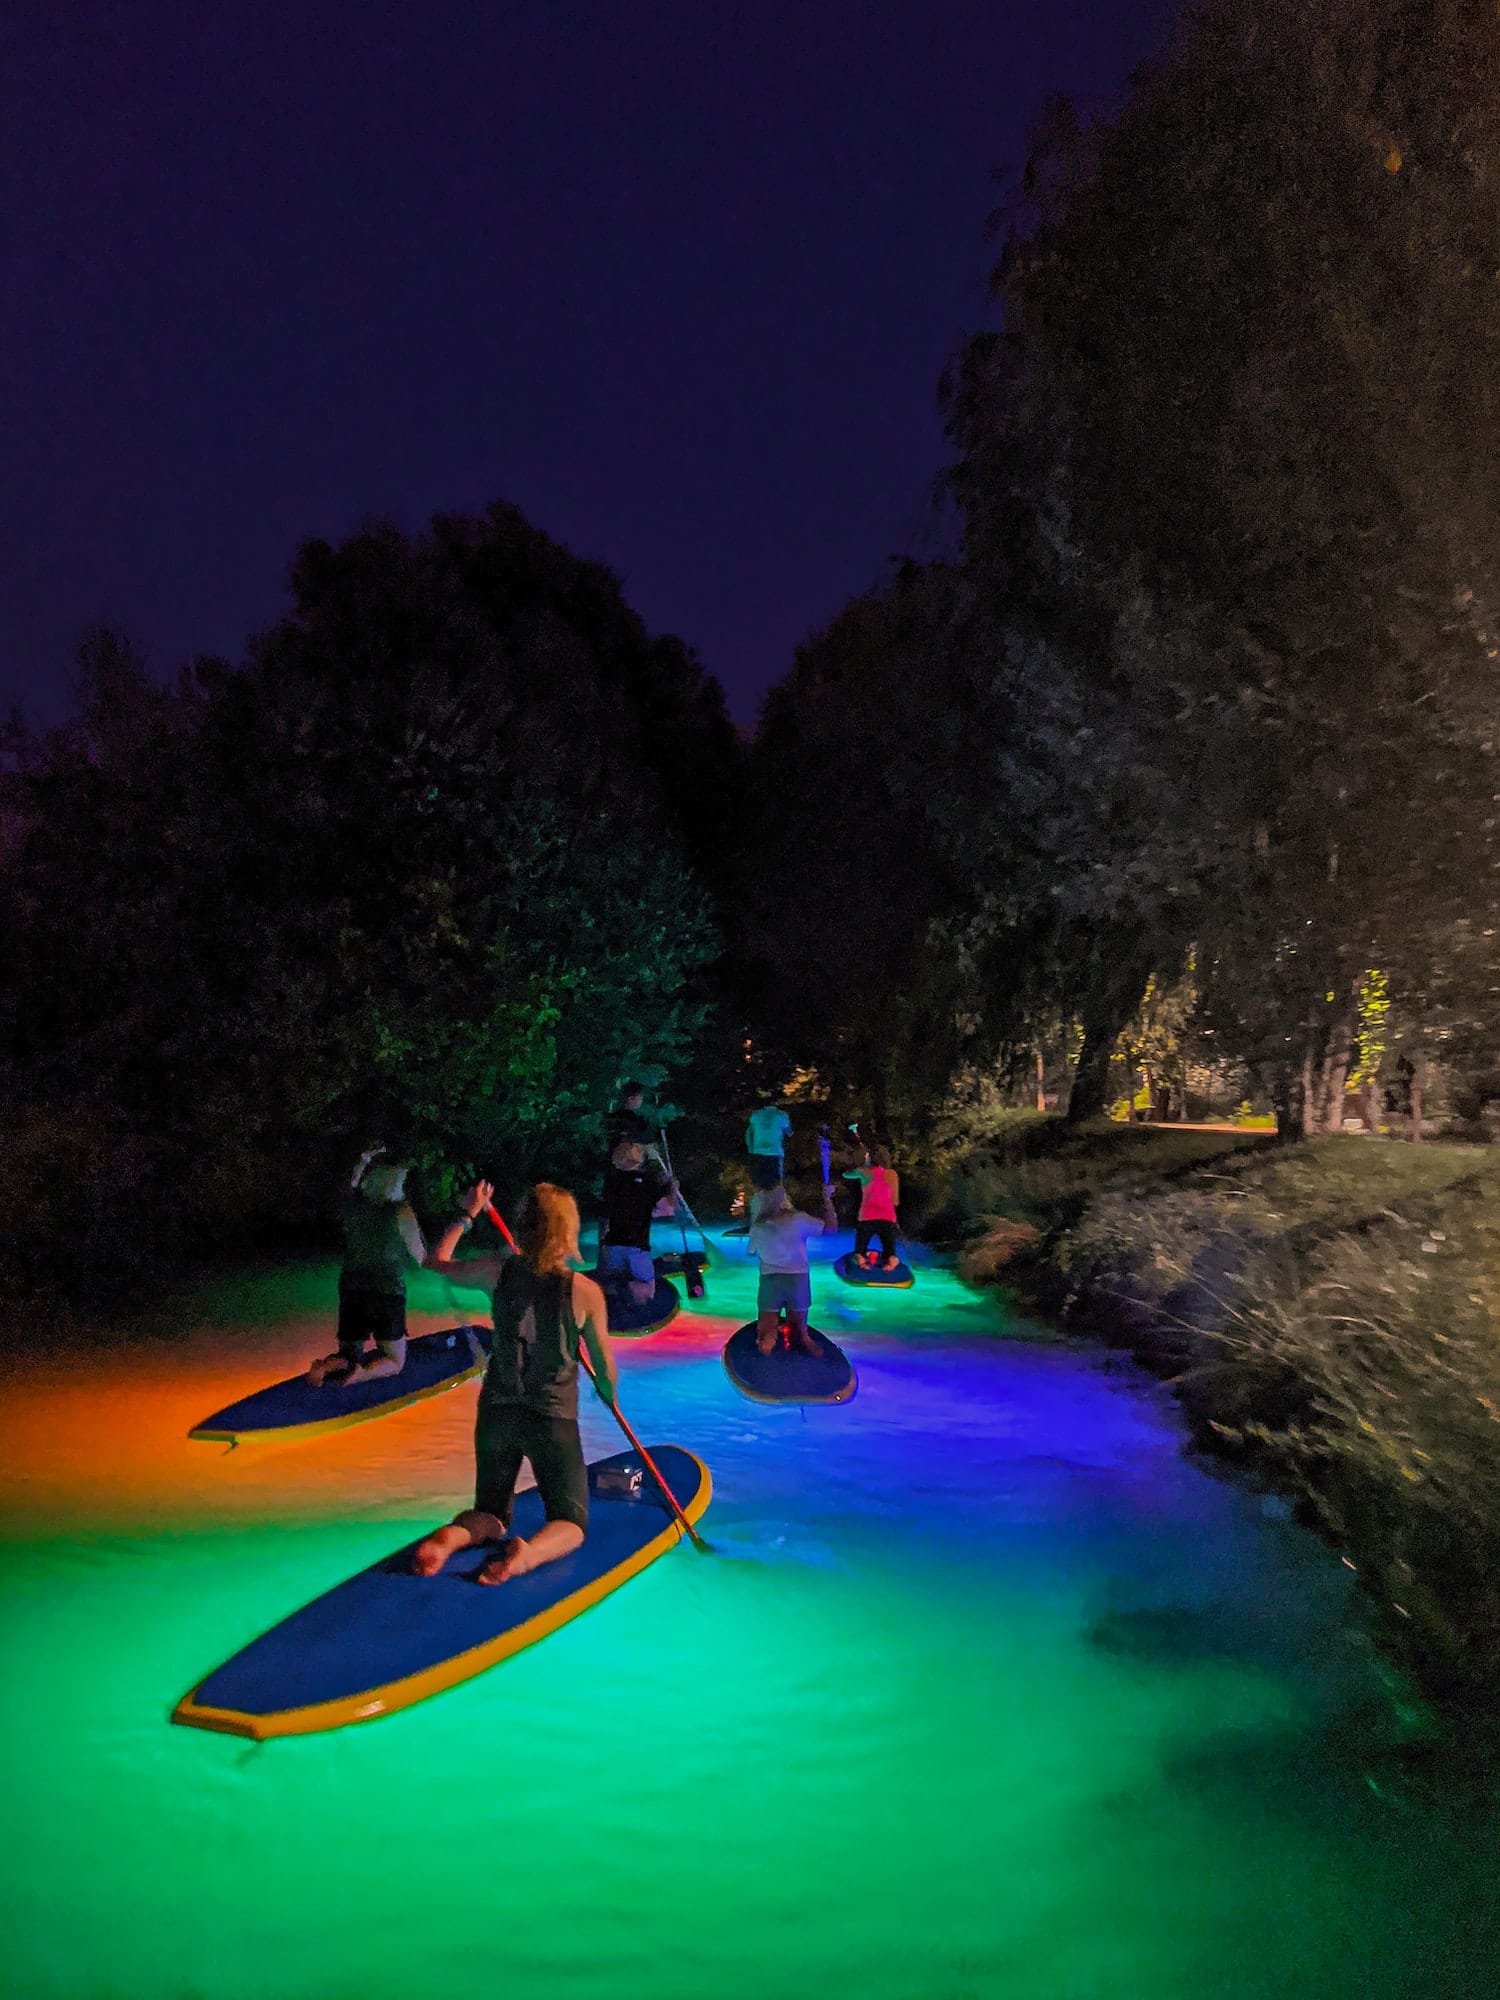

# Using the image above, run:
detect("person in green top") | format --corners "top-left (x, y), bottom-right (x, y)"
top-left (307, 1146), bottom-right (428, 1387)
top-left (415, 1178), bottom-right (619, 1585)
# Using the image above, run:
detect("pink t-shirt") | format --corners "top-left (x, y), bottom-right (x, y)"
top-left (851, 1166), bottom-right (899, 1223)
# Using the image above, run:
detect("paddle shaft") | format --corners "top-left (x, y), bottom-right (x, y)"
top-left (656, 1127), bottom-right (714, 1264)
top-left (483, 1201), bottom-right (709, 1553)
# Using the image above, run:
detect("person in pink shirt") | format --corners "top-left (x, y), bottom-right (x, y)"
top-left (844, 1147), bottom-right (901, 1271)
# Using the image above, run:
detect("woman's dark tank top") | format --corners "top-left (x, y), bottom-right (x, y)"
top-left (483, 1260), bottom-right (581, 1418)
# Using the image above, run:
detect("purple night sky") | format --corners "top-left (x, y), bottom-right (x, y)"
top-left (1, 0), bottom-right (1175, 726)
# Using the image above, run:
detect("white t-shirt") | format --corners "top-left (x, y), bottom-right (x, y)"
top-left (746, 1107), bottom-right (792, 1156)
top-left (749, 1210), bottom-right (823, 1274)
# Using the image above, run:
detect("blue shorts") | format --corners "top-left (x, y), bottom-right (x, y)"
top-left (758, 1269), bottom-right (812, 1315)
top-left (598, 1244), bottom-right (654, 1286)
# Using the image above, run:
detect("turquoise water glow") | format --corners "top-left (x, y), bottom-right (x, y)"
top-left (1, 1229), bottom-right (1496, 1998)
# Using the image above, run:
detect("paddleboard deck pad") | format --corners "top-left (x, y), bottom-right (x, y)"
top-left (603, 1273), bottom-right (681, 1336)
top-left (722, 1323), bottom-right (856, 1406)
top-left (188, 1325), bottom-right (491, 1444)
top-left (834, 1253), bottom-right (915, 1289)
top-left (172, 1445), bottom-right (711, 1739)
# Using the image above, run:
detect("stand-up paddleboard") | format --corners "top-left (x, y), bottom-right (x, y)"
top-left (172, 1446), bottom-right (711, 1740)
top-left (188, 1326), bottom-right (491, 1445)
top-left (602, 1273), bottom-right (680, 1336)
top-left (834, 1252), bottom-right (915, 1290)
top-left (723, 1323), bottom-right (856, 1406)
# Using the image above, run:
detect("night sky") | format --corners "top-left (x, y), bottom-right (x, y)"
top-left (2, 0), bottom-right (1175, 727)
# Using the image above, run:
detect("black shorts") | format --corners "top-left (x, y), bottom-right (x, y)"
top-left (856, 1220), bottom-right (897, 1259)
top-left (748, 1152), bottom-right (784, 1191)
top-left (474, 1403), bottom-right (590, 1534)
top-left (336, 1290), bottom-right (407, 1355)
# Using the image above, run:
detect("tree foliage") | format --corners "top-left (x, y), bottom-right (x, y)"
top-left (0, 508), bottom-right (736, 1292)
top-left (939, 0), bottom-right (1500, 1128)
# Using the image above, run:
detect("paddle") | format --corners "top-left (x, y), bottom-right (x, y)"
top-left (656, 1127), bottom-right (710, 1297)
top-left (483, 1200), bottom-right (711, 1554)
top-left (656, 1126), bottom-right (714, 1267)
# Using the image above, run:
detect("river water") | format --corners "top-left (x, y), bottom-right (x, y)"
top-left (1, 1229), bottom-right (1495, 1999)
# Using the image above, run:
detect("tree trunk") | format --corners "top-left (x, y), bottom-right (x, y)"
top-left (1410, 1050), bottom-right (1428, 1142)
top-left (1319, 1013), bottom-right (1353, 1133)
top-left (1072, 940), bottom-right (1152, 1128)
top-left (1299, 1040), bottom-right (1318, 1137)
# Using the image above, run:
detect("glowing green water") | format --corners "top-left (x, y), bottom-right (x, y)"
top-left (2, 1236), bottom-right (1495, 1998)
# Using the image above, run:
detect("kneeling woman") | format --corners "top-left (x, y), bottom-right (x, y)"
top-left (415, 1180), bottom-right (619, 1586)
top-left (748, 1182), bottom-right (839, 1356)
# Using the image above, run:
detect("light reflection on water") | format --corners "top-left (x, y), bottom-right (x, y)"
top-left (0, 1229), bottom-right (1496, 2000)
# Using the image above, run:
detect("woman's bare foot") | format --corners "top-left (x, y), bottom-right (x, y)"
top-left (791, 1331), bottom-right (821, 1357)
top-left (411, 1523), bottom-right (473, 1577)
top-left (478, 1537), bottom-right (533, 1585)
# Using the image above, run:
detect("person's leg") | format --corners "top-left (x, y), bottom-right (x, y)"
top-left (478, 1417), bottom-right (588, 1584)
top-left (785, 1275), bottom-right (818, 1354)
top-left (310, 1292), bottom-right (374, 1385)
top-left (757, 1270), bottom-right (783, 1352)
top-left (853, 1221), bottom-right (874, 1267)
top-left (626, 1246), bottom-right (655, 1306)
top-left (413, 1401), bottom-right (523, 1575)
top-left (879, 1223), bottom-right (899, 1270)
top-left (356, 1297), bottom-right (408, 1381)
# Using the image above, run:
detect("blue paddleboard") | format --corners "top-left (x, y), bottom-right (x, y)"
top-left (834, 1252), bottom-right (915, 1289)
top-left (722, 1323), bottom-right (856, 1407)
top-left (603, 1273), bottom-right (681, 1336)
top-left (187, 1325), bottom-right (491, 1445)
top-left (172, 1445), bottom-right (711, 1739)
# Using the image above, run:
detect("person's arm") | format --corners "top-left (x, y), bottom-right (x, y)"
top-left (888, 1170), bottom-right (901, 1210)
top-left (648, 1161), bottom-right (679, 1217)
top-left (350, 1143), bottom-right (383, 1191)
top-left (843, 1165), bottom-right (871, 1184)
top-left (815, 1186), bottom-right (839, 1235)
top-left (574, 1273), bottom-right (618, 1406)
top-left (425, 1179), bottom-right (505, 1287)
top-left (397, 1204), bottom-right (428, 1266)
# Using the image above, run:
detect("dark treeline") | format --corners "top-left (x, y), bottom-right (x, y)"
top-left (1, 507), bottom-right (743, 1293)
top-left (744, 0), bottom-right (1500, 1149)
top-left (6, 0), bottom-right (1500, 1297)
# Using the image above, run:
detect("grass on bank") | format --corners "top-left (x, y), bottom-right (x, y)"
top-left (952, 1122), bottom-right (1500, 1712)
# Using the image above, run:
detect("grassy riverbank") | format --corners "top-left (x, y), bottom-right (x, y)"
top-left (951, 1121), bottom-right (1500, 1713)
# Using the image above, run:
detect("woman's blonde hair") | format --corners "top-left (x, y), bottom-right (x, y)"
top-left (516, 1183), bottom-right (581, 1274)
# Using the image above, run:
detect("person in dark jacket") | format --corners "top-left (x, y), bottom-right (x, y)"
top-left (597, 1137), bottom-right (677, 1304)
top-left (414, 1179), bottom-right (618, 1585)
